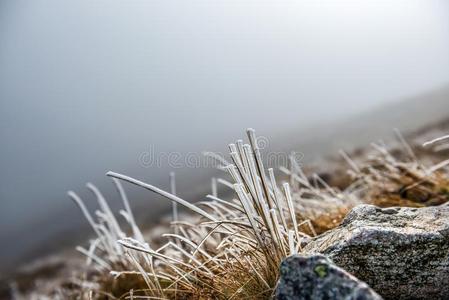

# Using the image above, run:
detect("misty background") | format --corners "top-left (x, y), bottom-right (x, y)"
top-left (1, 0), bottom-right (449, 273)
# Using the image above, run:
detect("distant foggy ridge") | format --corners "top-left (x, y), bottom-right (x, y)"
top-left (274, 84), bottom-right (449, 163)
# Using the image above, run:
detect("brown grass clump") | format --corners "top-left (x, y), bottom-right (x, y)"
top-left (340, 131), bottom-right (449, 208)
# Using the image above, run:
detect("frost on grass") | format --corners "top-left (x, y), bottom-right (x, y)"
top-left (16, 128), bottom-right (449, 299)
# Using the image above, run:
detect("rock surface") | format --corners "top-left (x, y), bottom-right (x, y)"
top-left (275, 254), bottom-right (382, 300)
top-left (304, 204), bottom-right (449, 300)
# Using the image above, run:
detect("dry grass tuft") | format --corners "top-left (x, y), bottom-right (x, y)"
top-left (341, 132), bottom-right (449, 208)
top-left (66, 129), bottom-right (326, 299)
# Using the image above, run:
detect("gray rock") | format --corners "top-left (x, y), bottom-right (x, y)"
top-left (275, 254), bottom-right (382, 300)
top-left (304, 204), bottom-right (449, 300)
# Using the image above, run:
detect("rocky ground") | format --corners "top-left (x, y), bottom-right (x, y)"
top-left (2, 118), bottom-right (449, 300)
top-left (278, 204), bottom-right (449, 299)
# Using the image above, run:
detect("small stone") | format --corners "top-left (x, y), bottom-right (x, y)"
top-left (275, 254), bottom-right (382, 300)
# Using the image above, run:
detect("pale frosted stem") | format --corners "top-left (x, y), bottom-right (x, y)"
top-left (339, 150), bottom-right (360, 173)
top-left (106, 171), bottom-right (217, 222)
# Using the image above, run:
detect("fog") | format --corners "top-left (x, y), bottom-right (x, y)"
top-left (1, 0), bottom-right (448, 271)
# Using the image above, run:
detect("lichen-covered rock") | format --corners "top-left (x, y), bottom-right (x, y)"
top-left (275, 254), bottom-right (382, 300)
top-left (304, 204), bottom-right (449, 300)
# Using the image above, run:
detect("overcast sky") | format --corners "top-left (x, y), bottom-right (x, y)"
top-left (1, 0), bottom-right (448, 270)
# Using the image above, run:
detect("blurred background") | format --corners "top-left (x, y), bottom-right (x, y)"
top-left (1, 0), bottom-right (448, 274)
